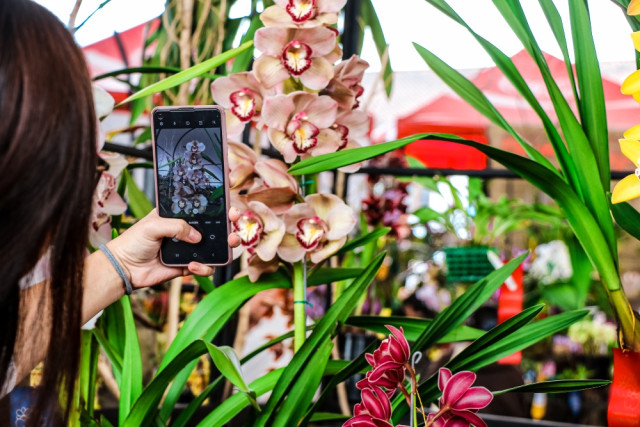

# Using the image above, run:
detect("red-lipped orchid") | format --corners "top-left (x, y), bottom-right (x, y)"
top-left (89, 153), bottom-right (127, 247)
top-left (253, 27), bottom-right (340, 90)
top-left (261, 0), bottom-right (347, 28)
top-left (233, 201), bottom-right (285, 263)
top-left (427, 368), bottom-right (493, 427)
top-left (262, 92), bottom-right (340, 162)
top-left (322, 54), bottom-right (369, 111)
top-left (277, 193), bottom-right (356, 263)
top-left (211, 73), bottom-right (275, 138)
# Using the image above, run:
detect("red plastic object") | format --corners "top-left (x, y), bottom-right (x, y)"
top-left (497, 265), bottom-right (523, 365)
top-left (608, 348), bottom-right (640, 426)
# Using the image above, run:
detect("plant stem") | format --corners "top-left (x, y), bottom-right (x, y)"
top-left (293, 261), bottom-right (306, 352)
top-left (609, 287), bottom-right (640, 352)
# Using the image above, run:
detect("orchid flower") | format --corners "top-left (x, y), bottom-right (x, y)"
top-left (190, 194), bottom-right (208, 214)
top-left (186, 140), bottom-right (206, 153)
top-left (261, 0), bottom-right (347, 29)
top-left (242, 159), bottom-right (300, 213)
top-left (211, 73), bottom-right (275, 138)
top-left (427, 368), bottom-right (493, 427)
top-left (611, 129), bottom-right (640, 203)
top-left (322, 54), bottom-right (369, 111)
top-left (92, 84), bottom-right (115, 151)
top-left (233, 201), bottom-right (285, 263)
top-left (171, 193), bottom-right (193, 215)
top-left (253, 26), bottom-right (340, 90)
top-left (89, 153), bottom-right (127, 247)
top-left (228, 141), bottom-right (259, 190)
top-left (277, 193), bottom-right (356, 264)
top-left (262, 92), bottom-right (340, 162)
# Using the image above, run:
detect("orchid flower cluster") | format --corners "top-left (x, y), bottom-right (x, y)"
top-left (170, 141), bottom-right (213, 216)
top-left (90, 85), bottom-right (127, 248)
top-left (211, 0), bottom-right (371, 280)
top-left (344, 326), bottom-right (492, 427)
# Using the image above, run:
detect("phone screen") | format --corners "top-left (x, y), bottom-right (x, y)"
top-left (153, 107), bottom-right (230, 265)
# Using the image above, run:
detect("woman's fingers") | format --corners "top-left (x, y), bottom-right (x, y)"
top-left (188, 262), bottom-right (215, 276)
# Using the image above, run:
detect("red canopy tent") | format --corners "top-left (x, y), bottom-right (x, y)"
top-left (399, 50), bottom-right (640, 171)
top-left (83, 20), bottom-right (160, 104)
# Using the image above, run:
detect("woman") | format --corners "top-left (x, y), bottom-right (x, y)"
top-left (0, 1), bottom-right (239, 424)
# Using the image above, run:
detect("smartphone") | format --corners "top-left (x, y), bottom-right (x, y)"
top-left (151, 105), bottom-right (232, 266)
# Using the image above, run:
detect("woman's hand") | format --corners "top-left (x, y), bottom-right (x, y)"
top-left (105, 208), bottom-right (240, 289)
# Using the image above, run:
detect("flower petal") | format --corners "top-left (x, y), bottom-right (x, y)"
top-left (225, 111), bottom-right (246, 139)
top-left (443, 371), bottom-right (476, 407)
top-left (254, 159), bottom-right (298, 191)
top-left (299, 57), bottom-right (335, 90)
top-left (93, 84), bottom-right (115, 119)
top-left (263, 94), bottom-right (296, 130)
top-left (620, 138), bottom-right (640, 166)
top-left (241, 187), bottom-right (297, 214)
top-left (305, 193), bottom-right (343, 220)
top-left (304, 94), bottom-right (338, 128)
top-left (612, 174), bottom-right (640, 204)
top-left (210, 76), bottom-right (238, 108)
top-left (361, 386), bottom-right (391, 421)
top-left (632, 32), bottom-right (640, 53)
top-left (624, 124), bottom-right (640, 140)
top-left (247, 254), bottom-right (280, 282)
top-left (629, 0), bottom-right (640, 15)
top-left (309, 128), bottom-right (341, 157)
top-left (452, 385), bottom-right (493, 410)
top-left (317, 0), bottom-right (348, 14)
top-left (260, 5), bottom-right (295, 28)
top-left (297, 27), bottom-right (338, 57)
top-left (309, 236), bottom-right (345, 263)
top-left (267, 128), bottom-right (298, 163)
top-left (622, 69), bottom-right (640, 95)
top-left (449, 410), bottom-right (488, 427)
top-left (385, 325), bottom-right (410, 359)
top-left (283, 202), bottom-right (317, 233)
top-left (325, 202), bottom-right (357, 240)
top-left (255, 222), bottom-right (285, 261)
top-left (277, 233), bottom-right (306, 262)
top-left (102, 191), bottom-right (127, 215)
top-left (253, 55), bottom-right (290, 89)
top-left (443, 418), bottom-right (470, 427)
top-left (254, 27), bottom-right (288, 56)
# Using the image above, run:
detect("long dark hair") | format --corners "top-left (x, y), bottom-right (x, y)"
top-left (0, 0), bottom-right (98, 424)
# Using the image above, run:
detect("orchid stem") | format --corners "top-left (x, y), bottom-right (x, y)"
top-left (293, 261), bottom-right (306, 352)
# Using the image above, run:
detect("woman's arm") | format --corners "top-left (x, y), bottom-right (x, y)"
top-left (10, 209), bottom-right (239, 390)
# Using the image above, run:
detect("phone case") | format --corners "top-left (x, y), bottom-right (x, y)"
top-left (150, 105), bottom-right (232, 267)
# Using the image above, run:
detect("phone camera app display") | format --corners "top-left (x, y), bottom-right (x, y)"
top-left (155, 125), bottom-right (225, 220)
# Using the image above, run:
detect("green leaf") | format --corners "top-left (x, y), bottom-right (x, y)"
top-left (92, 65), bottom-right (182, 81)
top-left (569, 0), bottom-right (610, 189)
top-left (336, 228), bottom-right (391, 256)
top-left (270, 338), bottom-right (334, 426)
top-left (119, 296), bottom-right (143, 426)
top-left (611, 198), bottom-right (640, 241)
top-left (123, 169), bottom-right (153, 219)
top-left (254, 253), bottom-right (386, 426)
top-left (345, 315), bottom-right (484, 343)
top-left (198, 361), bottom-right (350, 427)
top-left (361, 0), bottom-right (392, 96)
top-left (493, 379), bottom-right (610, 395)
top-left (412, 206), bottom-right (444, 223)
top-left (412, 254), bottom-right (527, 352)
top-left (308, 267), bottom-right (364, 285)
top-left (231, 15), bottom-right (262, 73)
top-left (206, 345), bottom-right (258, 410)
top-left (423, 0), bottom-right (581, 197)
top-left (192, 274), bottom-right (214, 293)
top-left (412, 41), bottom-right (556, 173)
top-left (491, 0), bottom-right (616, 262)
top-left (116, 41), bottom-right (253, 106)
top-left (92, 329), bottom-right (123, 376)
top-left (309, 413), bottom-right (350, 422)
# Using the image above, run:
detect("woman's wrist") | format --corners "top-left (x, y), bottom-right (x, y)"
top-left (82, 249), bottom-right (127, 324)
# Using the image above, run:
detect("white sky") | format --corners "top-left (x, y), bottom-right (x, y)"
top-left (35, 0), bottom-right (636, 72)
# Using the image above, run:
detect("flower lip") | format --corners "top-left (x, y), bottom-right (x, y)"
top-left (281, 39), bottom-right (313, 76)
top-left (234, 211), bottom-right (264, 247)
top-left (288, 116), bottom-right (320, 154)
top-left (286, 0), bottom-right (317, 22)
top-left (295, 215), bottom-right (327, 249)
top-left (331, 123), bottom-right (349, 149)
top-left (230, 88), bottom-right (258, 121)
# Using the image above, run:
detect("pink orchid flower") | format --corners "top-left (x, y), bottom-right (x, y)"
top-left (246, 252), bottom-right (281, 282)
top-left (322, 54), bottom-right (369, 111)
top-left (277, 193), bottom-right (356, 264)
top-left (253, 26), bottom-right (340, 90)
top-left (89, 153), bottom-right (127, 247)
top-left (357, 367), bottom-right (405, 397)
top-left (233, 201), bottom-right (285, 264)
top-left (329, 109), bottom-right (370, 172)
top-left (428, 368), bottom-right (493, 427)
top-left (261, 0), bottom-right (347, 28)
top-left (211, 73), bottom-right (275, 138)
top-left (261, 92), bottom-right (341, 162)
top-left (92, 84), bottom-right (115, 151)
top-left (228, 141), bottom-right (259, 190)
top-left (244, 159), bottom-right (300, 213)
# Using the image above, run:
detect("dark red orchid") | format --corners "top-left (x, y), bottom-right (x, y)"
top-left (427, 368), bottom-right (493, 427)
top-left (367, 325), bottom-right (410, 368)
top-left (357, 366), bottom-right (405, 396)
